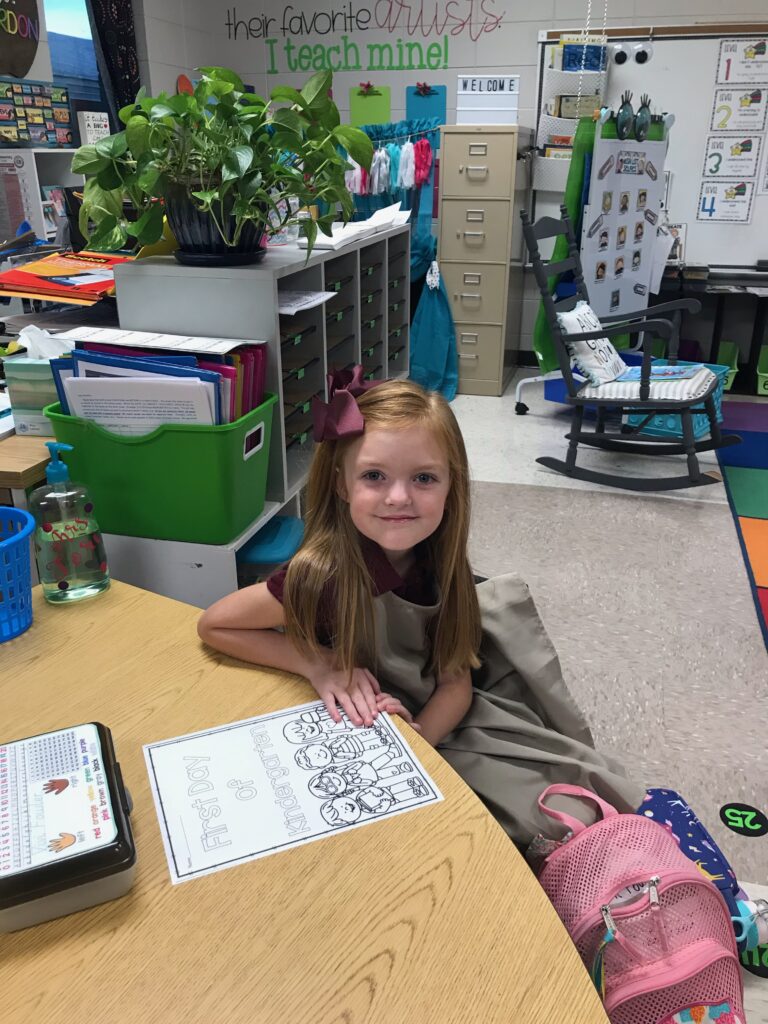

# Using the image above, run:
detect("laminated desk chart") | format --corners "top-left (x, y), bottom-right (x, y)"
top-left (144, 702), bottom-right (442, 883)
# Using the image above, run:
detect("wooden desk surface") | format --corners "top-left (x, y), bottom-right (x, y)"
top-left (0, 434), bottom-right (49, 489)
top-left (0, 582), bottom-right (608, 1024)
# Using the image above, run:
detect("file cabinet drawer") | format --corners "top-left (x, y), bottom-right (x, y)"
top-left (442, 263), bottom-right (507, 324)
top-left (440, 200), bottom-right (511, 262)
top-left (441, 131), bottom-right (517, 197)
top-left (456, 325), bottom-right (503, 382)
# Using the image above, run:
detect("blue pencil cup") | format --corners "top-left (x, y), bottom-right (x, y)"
top-left (0, 507), bottom-right (35, 642)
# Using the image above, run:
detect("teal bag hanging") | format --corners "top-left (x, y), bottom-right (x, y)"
top-left (409, 259), bottom-right (457, 401)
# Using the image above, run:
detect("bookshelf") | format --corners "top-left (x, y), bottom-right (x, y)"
top-left (106, 225), bottom-right (411, 608)
top-left (0, 148), bottom-right (80, 242)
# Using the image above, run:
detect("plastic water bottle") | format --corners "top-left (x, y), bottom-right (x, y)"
top-left (29, 442), bottom-right (110, 604)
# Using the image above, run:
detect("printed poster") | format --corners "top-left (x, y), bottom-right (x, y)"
top-left (717, 38), bottom-right (768, 85)
top-left (697, 179), bottom-right (755, 223)
top-left (702, 134), bottom-right (762, 178)
top-left (581, 137), bottom-right (666, 317)
top-left (144, 701), bottom-right (442, 884)
top-left (710, 87), bottom-right (768, 132)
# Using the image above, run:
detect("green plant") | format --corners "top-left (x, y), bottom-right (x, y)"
top-left (71, 67), bottom-right (373, 255)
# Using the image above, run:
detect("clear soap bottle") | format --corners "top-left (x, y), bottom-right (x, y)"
top-left (29, 442), bottom-right (110, 603)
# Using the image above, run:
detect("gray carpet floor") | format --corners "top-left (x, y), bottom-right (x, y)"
top-left (468, 479), bottom-right (768, 884)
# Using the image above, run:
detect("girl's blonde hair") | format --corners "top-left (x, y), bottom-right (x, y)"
top-left (283, 378), bottom-right (481, 677)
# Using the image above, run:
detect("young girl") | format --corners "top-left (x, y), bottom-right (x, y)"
top-left (198, 368), bottom-right (645, 847)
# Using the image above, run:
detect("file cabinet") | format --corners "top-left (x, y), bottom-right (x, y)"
top-left (438, 125), bottom-right (529, 396)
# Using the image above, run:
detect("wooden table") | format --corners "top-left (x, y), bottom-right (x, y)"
top-left (0, 582), bottom-right (608, 1024)
top-left (0, 433), bottom-right (48, 506)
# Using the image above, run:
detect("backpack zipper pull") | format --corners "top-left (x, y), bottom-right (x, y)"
top-left (601, 904), bottom-right (617, 933)
top-left (648, 875), bottom-right (670, 952)
top-left (649, 876), bottom-right (661, 909)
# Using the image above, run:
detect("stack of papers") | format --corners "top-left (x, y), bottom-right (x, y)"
top-left (50, 339), bottom-right (268, 436)
top-left (297, 203), bottom-right (411, 251)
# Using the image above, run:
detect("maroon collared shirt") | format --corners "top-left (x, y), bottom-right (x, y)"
top-left (266, 536), bottom-right (436, 641)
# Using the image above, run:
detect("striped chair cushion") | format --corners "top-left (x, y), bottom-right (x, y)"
top-left (578, 366), bottom-right (716, 402)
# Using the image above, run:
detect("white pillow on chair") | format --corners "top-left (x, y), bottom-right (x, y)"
top-left (556, 301), bottom-right (628, 386)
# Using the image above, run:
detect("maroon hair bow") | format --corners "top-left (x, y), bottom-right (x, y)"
top-left (311, 365), bottom-right (382, 442)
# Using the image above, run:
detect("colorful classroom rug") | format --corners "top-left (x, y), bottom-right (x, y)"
top-left (717, 399), bottom-right (768, 648)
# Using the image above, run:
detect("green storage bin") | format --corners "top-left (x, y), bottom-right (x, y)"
top-left (44, 394), bottom-right (277, 544)
top-left (758, 346), bottom-right (768, 396)
top-left (717, 340), bottom-right (739, 391)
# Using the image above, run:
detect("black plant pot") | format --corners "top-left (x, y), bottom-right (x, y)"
top-left (164, 189), bottom-right (267, 267)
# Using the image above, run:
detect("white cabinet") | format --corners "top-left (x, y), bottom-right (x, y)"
top-left (105, 226), bottom-right (411, 608)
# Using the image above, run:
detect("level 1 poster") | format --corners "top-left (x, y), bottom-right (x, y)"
top-left (144, 701), bottom-right (442, 884)
top-left (697, 179), bottom-right (755, 223)
top-left (717, 38), bottom-right (768, 85)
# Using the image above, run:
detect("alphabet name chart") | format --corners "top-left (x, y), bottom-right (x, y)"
top-left (144, 702), bottom-right (442, 884)
top-left (699, 38), bottom-right (768, 220)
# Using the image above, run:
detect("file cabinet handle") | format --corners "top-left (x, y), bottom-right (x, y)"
top-left (458, 353), bottom-right (478, 361)
top-left (466, 165), bottom-right (489, 176)
top-left (463, 273), bottom-right (481, 285)
top-left (460, 333), bottom-right (479, 345)
top-left (466, 209), bottom-right (485, 222)
top-left (459, 292), bottom-right (481, 300)
top-left (469, 144), bottom-right (488, 156)
top-left (460, 231), bottom-right (486, 239)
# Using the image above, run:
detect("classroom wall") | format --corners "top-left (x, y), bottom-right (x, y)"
top-left (131, 0), bottom-right (767, 362)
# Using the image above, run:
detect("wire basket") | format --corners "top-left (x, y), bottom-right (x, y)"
top-left (0, 506), bottom-right (35, 642)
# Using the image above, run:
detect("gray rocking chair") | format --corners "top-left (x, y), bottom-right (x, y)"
top-left (520, 206), bottom-right (740, 492)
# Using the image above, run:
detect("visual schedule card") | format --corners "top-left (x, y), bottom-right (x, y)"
top-left (144, 702), bottom-right (442, 884)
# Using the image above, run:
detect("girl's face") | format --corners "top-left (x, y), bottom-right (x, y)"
top-left (338, 424), bottom-right (451, 559)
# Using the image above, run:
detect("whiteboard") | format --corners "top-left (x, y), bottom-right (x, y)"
top-left (538, 27), bottom-right (768, 269)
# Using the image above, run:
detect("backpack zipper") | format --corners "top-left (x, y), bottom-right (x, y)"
top-left (570, 868), bottom-right (713, 947)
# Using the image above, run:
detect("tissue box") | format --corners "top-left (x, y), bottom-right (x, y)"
top-left (4, 357), bottom-right (58, 435)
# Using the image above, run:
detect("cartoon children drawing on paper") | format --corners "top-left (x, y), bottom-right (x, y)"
top-left (320, 796), bottom-right (361, 826)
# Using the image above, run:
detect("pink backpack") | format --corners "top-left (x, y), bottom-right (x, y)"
top-left (537, 784), bottom-right (745, 1024)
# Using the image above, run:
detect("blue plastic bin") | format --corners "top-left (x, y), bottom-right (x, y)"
top-left (624, 360), bottom-right (729, 440)
top-left (236, 515), bottom-right (304, 587)
top-left (0, 507), bottom-right (35, 642)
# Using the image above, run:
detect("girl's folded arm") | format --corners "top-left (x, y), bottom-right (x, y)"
top-left (414, 669), bottom-right (473, 747)
top-left (197, 582), bottom-right (333, 680)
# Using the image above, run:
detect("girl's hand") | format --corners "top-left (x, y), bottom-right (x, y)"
top-left (309, 667), bottom-right (381, 727)
top-left (375, 693), bottom-right (422, 734)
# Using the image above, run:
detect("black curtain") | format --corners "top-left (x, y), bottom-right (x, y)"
top-left (85, 0), bottom-right (141, 127)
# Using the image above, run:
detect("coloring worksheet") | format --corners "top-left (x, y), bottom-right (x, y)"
top-left (144, 702), bottom-right (442, 884)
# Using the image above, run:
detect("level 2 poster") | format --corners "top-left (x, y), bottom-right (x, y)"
top-left (717, 38), bottom-right (768, 85)
top-left (710, 87), bottom-right (768, 133)
top-left (144, 702), bottom-right (442, 884)
top-left (697, 179), bottom-right (755, 223)
top-left (702, 134), bottom-right (762, 179)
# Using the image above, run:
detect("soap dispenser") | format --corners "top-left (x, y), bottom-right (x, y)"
top-left (29, 442), bottom-right (110, 603)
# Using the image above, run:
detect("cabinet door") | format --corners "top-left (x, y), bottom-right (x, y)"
top-left (441, 263), bottom-right (507, 324)
top-left (455, 324), bottom-right (504, 383)
top-left (440, 200), bottom-right (511, 262)
top-left (441, 131), bottom-right (517, 198)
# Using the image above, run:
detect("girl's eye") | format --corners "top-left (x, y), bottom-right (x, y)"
top-left (362, 471), bottom-right (383, 481)
top-left (416, 473), bottom-right (437, 484)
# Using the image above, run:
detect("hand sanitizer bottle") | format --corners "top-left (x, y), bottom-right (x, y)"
top-left (29, 442), bottom-right (110, 604)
